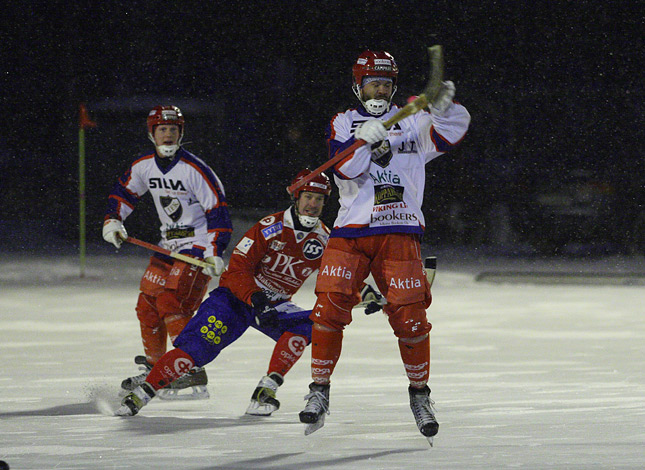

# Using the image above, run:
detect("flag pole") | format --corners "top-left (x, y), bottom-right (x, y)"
top-left (78, 103), bottom-right (96, 278)
top-left (79, 123), bottom-right (86, 277)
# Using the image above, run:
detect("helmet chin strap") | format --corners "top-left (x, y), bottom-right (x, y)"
top-left (297, 213), bottom-right (318, 229)
top-left (353, 85), bottom-right (398, 116)
top-left (363, 99), bottom-right (389, 116)
top-left (148, 131), bottom-right (182, 158)
top-left (156, 144), bottom-right (179, 158)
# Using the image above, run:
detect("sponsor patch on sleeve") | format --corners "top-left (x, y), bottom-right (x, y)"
top-left (261, 222), bottom-right (283, 240)
top-left (235, 236), bottom-right (255, 254)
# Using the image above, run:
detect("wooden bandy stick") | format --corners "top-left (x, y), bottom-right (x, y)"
top-left (424, 256), bottom-right (437, 287)
top-left (125, 236), bottom-right (216, 270)
top-left (287, 45), bottom-right (444, 195)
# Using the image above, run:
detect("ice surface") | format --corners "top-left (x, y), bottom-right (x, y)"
top-left (1, 249), bottom-right (644, 469)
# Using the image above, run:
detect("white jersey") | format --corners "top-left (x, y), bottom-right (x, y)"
top-left (105, 148), bottom-right (232, 258)
top-left (326, 102), bottom-right (470, 238)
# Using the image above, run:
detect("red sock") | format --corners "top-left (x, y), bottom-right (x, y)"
top-left (145, 348), bottom-right (195, 391)
top-left (398, 335), bottom-right (430, 389)
top-left (267, 332), bottom-right (308, 378)
top-left (310, 326), bottom-right (343, 385)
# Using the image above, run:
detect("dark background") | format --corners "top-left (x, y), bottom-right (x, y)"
top-left (2, 1), bottom-right (643, 254)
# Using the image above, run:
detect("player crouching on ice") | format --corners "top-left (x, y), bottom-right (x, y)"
top-left (117, 169), bottom-right (378, 416)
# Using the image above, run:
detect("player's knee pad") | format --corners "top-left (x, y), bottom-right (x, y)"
top-left (311, 292), bottom-right (356, 331)
top-left (135, 293), bottom-right (162, 328)
top-left (156, 291), bottom-right (190, 318)
top-left (172, 288), bottom-right (251, 364)
top-left (386, 301), bottom-right (432, 339)
top-left (173, 300), bottom-right (248, 367)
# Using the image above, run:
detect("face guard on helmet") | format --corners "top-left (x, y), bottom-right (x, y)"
top-left (147, 105), bottom-right (185, 157)
top-left (352, 50), bottom-right (399, 116)
top-left (290, 169), bottom-right (331, 228)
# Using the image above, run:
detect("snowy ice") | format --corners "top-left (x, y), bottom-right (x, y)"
top-left (1, 247), bottom-right (644, 469)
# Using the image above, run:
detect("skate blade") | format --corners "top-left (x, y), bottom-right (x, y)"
top-left (157, 385), bottom-right (210, 401)
top-left (114, 405), bottom-right (134, 417)
top-left (426, 436), bottom-right (434, 447)
top-left (304, 415), bottom-right (325, 436)
top-left (245, 401), bottom-right (277, 416)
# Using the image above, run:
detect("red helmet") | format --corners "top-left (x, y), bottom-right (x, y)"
top-left (352, 50), bottom-right (399, 89)
top-left (291, 169), bottom-right (332, 200)
top-left (147, 105), bottom-right (185, 138)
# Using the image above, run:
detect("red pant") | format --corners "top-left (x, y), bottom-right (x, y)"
top-left (312, 234), bottom-right (432, 338)
top-left (135, 256), bottom-right (210, 363)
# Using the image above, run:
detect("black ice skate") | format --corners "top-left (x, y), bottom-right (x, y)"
top-left (245, 372), bottom-right (283, 416)
top-left (115, 382), bottom-right (156, 416)
top-left (156, 366), bottom-right (210, 401)
top-left (409, 385), bottom-right (439, 446)
top-left (299, 382), bottom-right (330, 435)
top-left (120, 355), bottom-right (152, 391)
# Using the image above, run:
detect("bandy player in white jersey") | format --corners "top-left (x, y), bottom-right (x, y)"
top-left (102, 105), bottom-right (232, 399)
top-left (299, 50), bottom-right (471, 443)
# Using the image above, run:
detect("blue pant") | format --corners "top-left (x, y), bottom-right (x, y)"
top-left (173, 287), bottom-right (312, 367)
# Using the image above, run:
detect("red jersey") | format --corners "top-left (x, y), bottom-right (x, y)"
top-left (220, 208), bottom-right (330, 305)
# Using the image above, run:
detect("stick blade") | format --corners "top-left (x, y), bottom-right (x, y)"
top-left (424, 256), bottom-right (437, 287)
top-left (424, 45), bottom-right (444, 103)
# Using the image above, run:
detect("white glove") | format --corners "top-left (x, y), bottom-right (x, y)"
top-left (203, 256), bottom-right (225, 277)
top-left (102, 219), bottom-right (128, 249)
top-left (355, 119), bottom-right (388, 144)
top-left (430, 80), bottom-right (456, 116)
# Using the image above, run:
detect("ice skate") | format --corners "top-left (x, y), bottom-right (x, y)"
top-left (156, 366), bottom-right (210, 401)
top-left (245, 373), bottom-right (283, 416)
top-left (299, 382), bottom-right (330, 435)
top-left (120, 355), bottom-right (153, 391)
top-left (115, 383), bottom-right (156, 416)
top-left (409, 385), bottom-right (439, 446)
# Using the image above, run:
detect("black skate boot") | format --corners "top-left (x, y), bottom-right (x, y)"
top-left (121, 356), bottom-right (153, 391)
top-left (299, 382), bottom-right (330, 435)
top-left (245, 372), bottom-right (283, 416)
top-left (409, 385), bottom-right (439, 446)
top-left (157, 366), bottom-right (209, 401)
top-left (115, 382), bottom-right (156, 416)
